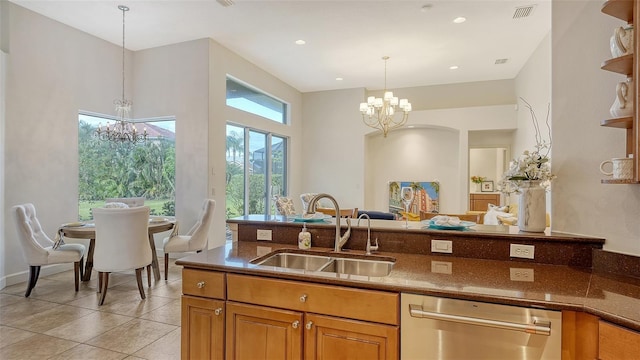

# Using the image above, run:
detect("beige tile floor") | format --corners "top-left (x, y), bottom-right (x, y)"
top-left (0, 258), bottom-right (184, 360)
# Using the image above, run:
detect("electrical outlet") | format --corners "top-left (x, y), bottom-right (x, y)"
top-left (256, 246), bottom-right (272, 257)
top-left (431, 239), bottom-right (452, 254)
top-left (256, 229), bottom-right (272, 241)
top-left (431, 261), bottom-right (452, 274)
top-left (510, 268), bottom-right (534, 282)
top-left (510, 244), bottom-right (535, 259)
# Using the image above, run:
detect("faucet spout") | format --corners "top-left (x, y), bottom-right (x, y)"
top-left (357, 213), bottom-right (378, 255)
top-left (306, 193), bottom-right (351, 252)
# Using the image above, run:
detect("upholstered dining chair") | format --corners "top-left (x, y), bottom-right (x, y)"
top-left (12, 203), bottom-right (85, 297)
top-left (93, 206), bottom-right (152, 305)
top-left (163, 199), bottom-right (215, 280)
top-left (275, 196), bottom-right (296, 216)
top-left (300, 193), bottom-right (318, 212)
top-left (105, 197), bottom-right (145, 207)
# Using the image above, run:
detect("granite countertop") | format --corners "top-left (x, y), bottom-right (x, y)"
top-left (177, 240), bottom-right (640, 332)
top-left (227, 215), bottom-right (606, 243)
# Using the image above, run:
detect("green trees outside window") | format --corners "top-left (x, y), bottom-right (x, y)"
top-left (78, 115), bottom-right (176, 220)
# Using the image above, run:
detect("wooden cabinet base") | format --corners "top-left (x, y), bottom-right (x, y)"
top-left (599, 320), bottom-right (640, 360)
top-left (305, 313), bottom-right (398, 360)
top-left (181, 296), bottom-right (225, 360)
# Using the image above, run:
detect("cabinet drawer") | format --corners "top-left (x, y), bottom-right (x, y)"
top-left (182, 269), bottom-right (225, 299)
top-left (227, 274), bottom-right (399, 325)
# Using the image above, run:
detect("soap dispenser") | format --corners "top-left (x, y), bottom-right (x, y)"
top-left (298, 223), bottom-right (311, 249)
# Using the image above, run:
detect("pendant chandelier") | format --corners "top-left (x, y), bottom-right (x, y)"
top-left (359, 56), bottom-right (411, 138)
top-left (95, 5), bottom-right (147, 143)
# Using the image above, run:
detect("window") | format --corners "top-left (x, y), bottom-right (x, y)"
top-left (226, 77), bottom-right (288, 124)
top-left (226, 123), bottom-right (288, 218)
top-left (77, 113), bottom-right (176, 220)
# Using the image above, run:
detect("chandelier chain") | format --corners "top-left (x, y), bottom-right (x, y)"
top-left (95, 5), bottom-right (147, 144)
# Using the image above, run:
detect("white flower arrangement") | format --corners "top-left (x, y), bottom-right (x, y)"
top-left (499, 98), bottom-right (556, 195)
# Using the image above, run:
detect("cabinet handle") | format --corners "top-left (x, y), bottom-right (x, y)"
top-left (292, 320), bottom-right (300, 329)
top-left (196, 281), bottom-right (206, 288)
top-left (214, 308), bottom-right (222, 316)
top-left (306, 321), bottom-right (313, 330)
top-left (299, 294), bottom-right (307, 303)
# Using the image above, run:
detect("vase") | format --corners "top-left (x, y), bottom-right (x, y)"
top-left (517, 180), bottom-right (546, 232)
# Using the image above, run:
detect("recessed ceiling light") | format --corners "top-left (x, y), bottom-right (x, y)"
top-left (295, 40), bottom-right (306, 45)
top-left (449, 65), bottom-right (459, 70)
top-left (453, 16), bottom-right (466, 23)
top-left (335, 77), bottom-right (343, 81)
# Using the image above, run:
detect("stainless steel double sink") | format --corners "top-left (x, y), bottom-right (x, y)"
top-left (251, 251), bottom-right (395, 277)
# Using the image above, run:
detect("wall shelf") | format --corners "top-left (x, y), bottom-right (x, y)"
top-left (601, 179), bottom-right (640, 184)
top-left (601, 116), bottom-right (633, 128)
top-left (600, 0), bottom-right (639, 184)
top-left (602, 0), bottom-right (634, 22)
top-left (601, 55), bottom-right (633, 75)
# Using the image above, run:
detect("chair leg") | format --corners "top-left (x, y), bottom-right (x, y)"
top-left (98, 271), bottom-right (102, 293)
top-left (135, 268), bottom-right (146, 300)
top-left (24, 265), bottom-right (41, 297)
top-left (98, 272), bottom-right (109, 306)
top-left (164, 253), bottom-right (169, 280)
top-left (147, 264), bottom-right (151, 287)
top-left (74, 261), bottom-right (80, 292)
top-left (78, 256), bottom-right (85, 280)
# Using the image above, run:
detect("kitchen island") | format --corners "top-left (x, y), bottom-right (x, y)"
top-left (175, 217), bottom-right (639, 359)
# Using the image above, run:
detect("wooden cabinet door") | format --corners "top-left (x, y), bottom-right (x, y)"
top-left (469, 194), bottom-right (500, 211)
top-left (304, 313), bottom-right (398, 360)
top-left (599, 320), bottom-right (640, 360)
top-left (181, 295), bottom-right (225, 360)
top-left (226, 301), bottom-right (303, 360)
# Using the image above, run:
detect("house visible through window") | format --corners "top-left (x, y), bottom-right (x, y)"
top-left (77, 112), bottom-right (176, 220)
top-left (225, 124), bottom-right (288, 218)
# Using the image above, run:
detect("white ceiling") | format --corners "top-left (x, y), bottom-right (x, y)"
top-left (10, 0), bottom-right (551, 93)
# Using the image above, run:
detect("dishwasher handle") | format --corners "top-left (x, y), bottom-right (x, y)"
top-left (409, 304), bottom-right (551, 336)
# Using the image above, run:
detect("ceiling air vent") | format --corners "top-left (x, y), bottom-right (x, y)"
top-left (495, 58), bottom-right (508, 65)
top-left (216, 0), bottom-right (234, 7)
top-left (513, 5), bottom-right (536, 19)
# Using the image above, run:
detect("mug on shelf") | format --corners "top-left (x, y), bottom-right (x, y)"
top-left (600, 157), bottom-right (634, 180)
top-left (610, 25), bottom-right (634, 58)
top-left (609, 78), bottom-right (634, 118)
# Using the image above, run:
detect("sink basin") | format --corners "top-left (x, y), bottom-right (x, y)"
top-left (320, 258), bottom-right (394, 277)
top-left (251, 251), bottom-right (395, 277)
top-left (252, 252), bottom-right (332, 271)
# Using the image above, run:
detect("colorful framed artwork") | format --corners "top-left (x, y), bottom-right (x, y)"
top-left (481, 181), bottom-right (494, 192)
top-left (388, 181), bottom-right (440, 218)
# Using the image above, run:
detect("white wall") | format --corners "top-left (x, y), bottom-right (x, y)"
top-left (365, 127), bottom-right (460, 212)
top-left (301, 88), bottom-right (366, 209)
top-left (469, 148), bottom-right (501, 189)
top-left (2, 4), bottom-right (128, 285)
top-left (0, 1), bottom-right (7, 288)
top-left (552, 0), bottom-right (640, 255)
top-left (133, 39), bottom-right (211, 250)
top-left (512, 31), bottom-right (552, 211)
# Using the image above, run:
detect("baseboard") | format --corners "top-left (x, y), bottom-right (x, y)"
top-left (1, 263), bottom-right (73, 289)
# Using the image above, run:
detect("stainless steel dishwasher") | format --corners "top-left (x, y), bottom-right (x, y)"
top-left (401, 293), bottom-right (562, 360)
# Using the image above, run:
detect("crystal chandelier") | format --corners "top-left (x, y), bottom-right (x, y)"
top-left (359, 56), bottom-right (412, 138)
top-left (96, 5), bottom-right (147, 143)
